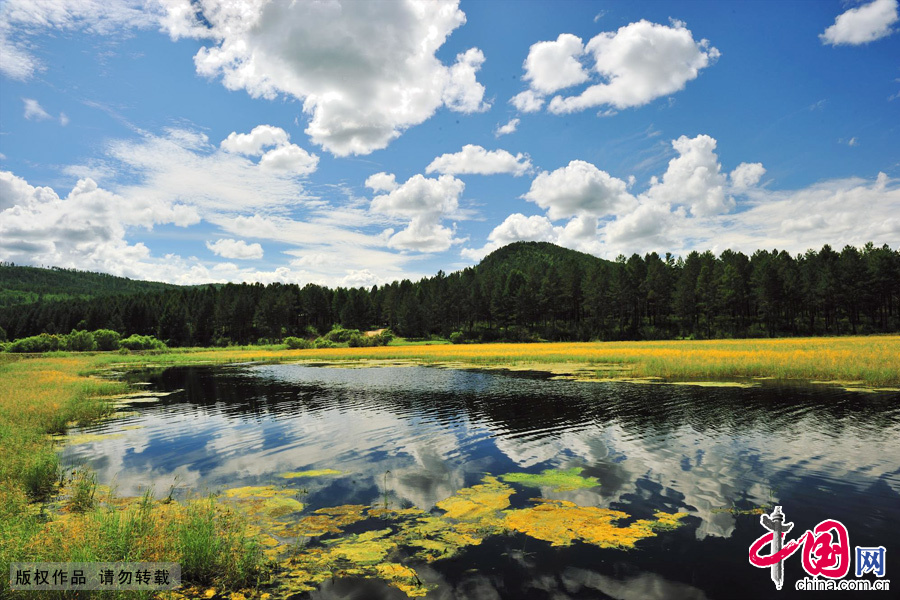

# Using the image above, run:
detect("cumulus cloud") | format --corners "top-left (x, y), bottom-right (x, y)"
top-left (522, 160), bottom-right (635, 220)
top-left (370, 174), bottom-right (465, 252)
top-left (220, 125), bottom-right (319, 175)
top-left (0, 170), bottom-right (198, 277)
top-left (644, 134), bottom-right (732, 217)
top-left (463, 130), bottom-right (900, 262)
top-left (22, 98), bottom-right (51, 120)
top-left (510, 20), bottom-right (718, 115)
top-left (365, 172), bottom-right (398, 193)
top-left (426, 145), bottom-right (532, 176)
top-left (494, 118), bottom-right (519, 137)
top-left (510, 90), bottom-right (545, 113)
top-left (258, 144), bottom-right (319, 175)
top-left (181, 0), bottom-right (487, 155)
top-left (550, 20), bottom-right (719, 113)
top-left (2, 1), bottom-right (486, 155)
top-left (820, 0), bottom-right (898, 45)
top-left (220, 125), bottom-right (290, 156)
top-left (522, 33), bottom-right (589, 94)
top-left (730, 162), bottom-right (766, 191)
top-left (206, 238), bottom-right (263, 260)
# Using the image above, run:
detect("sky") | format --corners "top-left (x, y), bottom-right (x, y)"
top-left (1, 0), bottom-right (899, 287)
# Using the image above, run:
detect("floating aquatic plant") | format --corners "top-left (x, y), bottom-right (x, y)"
top-left (500, 467), bottom-right (600, 492)
top-left (279, 468), bottom-right (343, 479)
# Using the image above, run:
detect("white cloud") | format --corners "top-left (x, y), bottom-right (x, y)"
top-left (0, 170), bottom-right (198, 277)
top-left (370, 173), bottom-right (465, 252)
top-left (220, 124), bottom-right (318, 175)
top-left (820, 0), bottom-right (898, 46)
top-left (2, 1), bottom-right (486, 156)
top-left (0, 0), bottom-right (157, 80)
top-left (511, 20), bottom-right (717, 115)
top-left (22, 98), bottom-right (51, 120)
top-left (59, 112), bottom-right (69, 126)
top-left (258, 144), bottom-right (319, 175)
top-left (510, 90), bottom-right (545, 112)
top-left (105, 128), bottom-right (318, 213)
top-left (730, 162), bottom-right (766, 191)
top-left (443, 48), bottom-right (491, 113)
top-left (365, 172), bottom-right (398, 193)
top-left (425, 145), bottom-right (532, 177)
top-left (644, 134), bottom-right (732, 217)
top-left (206, 238), bottom-right (264, 260)
top-left (494, 118), bottom-right (519, 137)
top-left (220, 125), bottom-right (290, 156)
top-left (184, 0), bottom-right (487, 156)
top-left (522, 160), bottom-right (635, 220)
top-left (522, 33), bottom-right (589, 94)
top-left (848, 137), bottom-right (859, 147)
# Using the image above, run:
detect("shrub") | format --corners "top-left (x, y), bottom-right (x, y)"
top-left (324, 327), bottom-right (361, 343)
top-left (120, 334), bottom-right (167, 351)
top-left (284, 336), bottom-right (313, 350)
top-left (64, 329), bottom-right (96, 351)
top-left (8, 333), bottom-right (63, 353)
top-left (92, 329), bottom-right (122, 351)
top-left (313, 338), bottom-right (337, 349)
top-left (376, 328), bottom-right (394, 344)
top-left (449, 331), bottom-right (465, 344)
top-left (347, 333), bottom-right (372, 348)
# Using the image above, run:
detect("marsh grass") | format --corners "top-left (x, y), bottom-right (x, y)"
top-left (0, 355), bottom-right (267, 598)
top-left (83, 335), bottom-right (900, 386)
top-left (1, 335), bottom-right (896, 596)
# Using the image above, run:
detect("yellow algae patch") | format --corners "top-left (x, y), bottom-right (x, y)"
top-left (324, 528), bottom-right (394, 563)
top-left (57, 431), bottom-right (126, 445)
top-left (291, 504), bottom-right (369, 537)
top-left (504, 500), bottom-right (688, 549)
top-left (221, 486), bottom-right (305, 518)
top-left (376, 563), bottom-right (431, 597)
top-left (279, 468), bottom-right (343, 479)
top-left (500, 467), bottom-right (599, 492)
top-left (435, 476), bottom-right (513, 520)
top-left (668, 380), bottom-right (757, 388)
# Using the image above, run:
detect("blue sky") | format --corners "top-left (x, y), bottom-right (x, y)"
top-left (1, 0), bottom-right (898, 286)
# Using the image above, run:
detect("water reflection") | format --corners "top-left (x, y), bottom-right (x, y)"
top-left (62, 365), bottom-right (900, 599)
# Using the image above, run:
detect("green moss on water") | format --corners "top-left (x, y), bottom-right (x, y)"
top-left (500, 467), bottom-right (600, 492)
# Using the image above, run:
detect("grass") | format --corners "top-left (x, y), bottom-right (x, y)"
top-left (0, 334), bottom-right (896, 596)
top-left (0, 354), bottom-right (267, 598)
top-left (80, 334), bottom-right (900, 387)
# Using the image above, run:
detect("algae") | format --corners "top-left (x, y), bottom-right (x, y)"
top-left (500, 467), bottom-right (599, 492)
top-left (279, 468), bottom-right (343, 479)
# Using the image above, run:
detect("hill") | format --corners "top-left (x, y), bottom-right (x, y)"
top-left (0, 264), bottom-right (182, 307)
top-left (475, 241), bottom-right (610, 275)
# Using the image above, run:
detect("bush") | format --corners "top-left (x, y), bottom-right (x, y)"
top-left (63, 329), bottom-right (96, 351)
top-left (284, 336), bottom-right (313, 350)
top-left (120, 334), bottom-right (167, 351)
top-left (92, 329), bottom-right (122, 351)
top-left (324, 327), bottom-right (361, 343)
top-left (8, 333), bottom-right (63, 353)
top-left (313, 338), bottom-right (337, 349)
top-left (376, 328), bottom-right (394, 344)
top-left (347, 333), bottom-right (372, 348)
top-left (449, 331), bottom-right (465, 344)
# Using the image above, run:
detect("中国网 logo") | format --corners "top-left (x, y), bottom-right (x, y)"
top-left (748, 506), bottom-right (889, 592)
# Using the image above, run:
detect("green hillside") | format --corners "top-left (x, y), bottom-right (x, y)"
top-left (0, 264), bottom-right (182, 307)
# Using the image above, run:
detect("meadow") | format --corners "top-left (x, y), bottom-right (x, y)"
top-left (1, 335), bottom-right (898, 597)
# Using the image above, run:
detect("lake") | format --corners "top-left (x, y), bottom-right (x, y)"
top-left (61, 364), bottom-right (900, 599)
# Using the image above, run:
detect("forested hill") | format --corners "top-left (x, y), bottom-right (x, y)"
top-left (0, 264), bottom-right (182, 307)
top-left (1, 241), bottom-right (899, 346)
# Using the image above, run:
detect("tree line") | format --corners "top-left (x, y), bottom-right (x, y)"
top-left (1, 241), bottom-right (898, 347)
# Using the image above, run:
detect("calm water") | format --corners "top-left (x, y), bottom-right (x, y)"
top-left (63, 365), bottom-right (900, 599)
